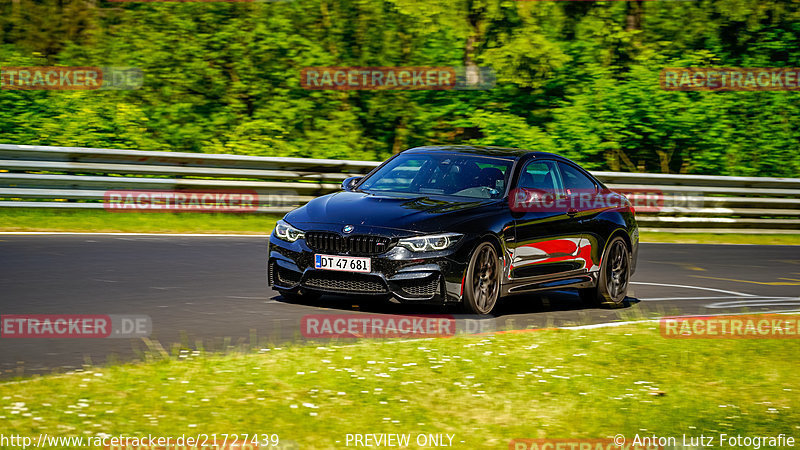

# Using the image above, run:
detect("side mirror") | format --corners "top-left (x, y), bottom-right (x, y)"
top-left (341, 176), bottom-right (363, 191)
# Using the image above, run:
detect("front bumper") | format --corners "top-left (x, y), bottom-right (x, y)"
top-left (267, 233), bottom-right (471, 303)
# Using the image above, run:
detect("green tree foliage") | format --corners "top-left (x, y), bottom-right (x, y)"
top-left (1, 0), bottom-right (798, 176)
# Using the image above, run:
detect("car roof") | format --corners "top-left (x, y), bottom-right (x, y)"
top-left (402, 145), bottom-right (565, 161)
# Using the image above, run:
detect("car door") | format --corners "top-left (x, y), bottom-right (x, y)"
top-left (556, 161), bottom-right (602, 272)
top-left (509, 159), bottom-right (586, 279)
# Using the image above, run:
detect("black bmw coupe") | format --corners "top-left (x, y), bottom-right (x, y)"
top-left (268, 146), bottom-right (638, 315)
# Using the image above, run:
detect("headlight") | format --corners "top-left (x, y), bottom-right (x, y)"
top-left (274, 219), bottom-right (305, 243)
top-left (398, 233), bottom-right (462, 252)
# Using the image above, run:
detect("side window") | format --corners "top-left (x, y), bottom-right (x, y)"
top-left (517, 160), bottom-right (560, 193)
top-left (558, 162), bottom-right (596, 193)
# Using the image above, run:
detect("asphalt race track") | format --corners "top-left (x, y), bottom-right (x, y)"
top-left (1, 234), bottom-right (798, 377)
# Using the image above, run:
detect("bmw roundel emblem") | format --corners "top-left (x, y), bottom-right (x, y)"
top-left (343, 225), bottom-right (354, 234)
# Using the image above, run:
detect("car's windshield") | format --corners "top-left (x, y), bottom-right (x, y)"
top-left (358, 153), bottom-right (514, 199)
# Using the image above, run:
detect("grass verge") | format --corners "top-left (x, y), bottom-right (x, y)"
top-left (0, 208), bottom-right (279, 235)
top-left (1, 209), bottom-right (799, 245)
top-left (2, 323), bottom-right (798, 449)
top-left (640, 232), bottom-right (800, 246)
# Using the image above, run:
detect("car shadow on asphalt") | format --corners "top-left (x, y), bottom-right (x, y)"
top-left (272, 289), bottom-right (640, 319)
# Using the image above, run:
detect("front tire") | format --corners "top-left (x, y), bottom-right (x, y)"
top-left (462, 242), bottom-right (501, 315)
top-left (580, 236), bottom-right (630, 306)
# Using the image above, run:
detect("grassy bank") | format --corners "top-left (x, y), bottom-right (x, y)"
top-left (2, 323), bottom-right (798, 449)
top-left (2, 208), bottom-right (799, 246)
top-left (0, 208), bottom-right (279, 235)
top-left (639, 232), bottom-right (800, 246)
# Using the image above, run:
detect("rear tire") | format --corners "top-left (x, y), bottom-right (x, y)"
top-left (462, 242), bottom-right (501, 315)
top-left (580, 236), bottom-right (630, 307)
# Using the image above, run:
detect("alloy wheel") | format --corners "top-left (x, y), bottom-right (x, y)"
top-left (604, 239), bottom-right (629, 301)
top-left (468, 243), bottom-right (499, 314)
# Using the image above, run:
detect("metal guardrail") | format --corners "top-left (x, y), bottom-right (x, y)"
top-left (1, 144), bottom-right (798, 234)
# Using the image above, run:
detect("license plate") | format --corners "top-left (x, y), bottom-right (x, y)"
top-left (314, 254), bottom-right (371, 273)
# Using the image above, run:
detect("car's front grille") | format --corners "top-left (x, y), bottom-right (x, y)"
top-left (306, 232), bottom-right (345, 253)
top-left (303, 272), bottom-right (387, 294)
top-left (397, 275), bottom-right (440, 298)
top-left (306, 232), bottom-right (392, 255)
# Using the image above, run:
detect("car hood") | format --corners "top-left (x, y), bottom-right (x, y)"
top-left (284, 190), bottom-right (499, 234)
